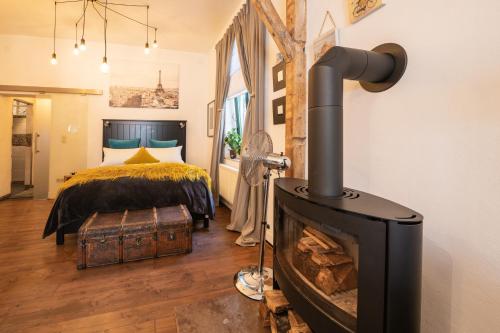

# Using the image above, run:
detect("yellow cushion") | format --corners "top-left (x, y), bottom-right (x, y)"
top-left (124, 147), bottom-right (159, 164)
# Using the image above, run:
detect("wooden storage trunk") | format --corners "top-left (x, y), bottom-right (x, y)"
top-left (77, 205), bottom-right (192, 269)
top-left (156, 205), bottom-right (193, 256)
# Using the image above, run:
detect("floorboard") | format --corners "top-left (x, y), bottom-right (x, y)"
top-left (0, 200), bottom-right (270, 333)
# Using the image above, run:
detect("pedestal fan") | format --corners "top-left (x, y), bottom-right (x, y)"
top-left (234, 130), bottom-right (290, 301)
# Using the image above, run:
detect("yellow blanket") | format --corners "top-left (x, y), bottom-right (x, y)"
top-left (60, 163), bottom-right (211, 192)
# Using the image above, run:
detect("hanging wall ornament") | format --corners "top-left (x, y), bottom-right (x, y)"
top-left (312, 11), bottom-right (339, 63)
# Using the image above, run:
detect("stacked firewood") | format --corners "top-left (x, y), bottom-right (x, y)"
top-left (259, 290), bottom-right (311, 333)
top-left (292, 227), bottom-right (357, 296)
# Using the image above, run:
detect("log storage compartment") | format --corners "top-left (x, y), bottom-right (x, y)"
top-left (77, 205), bottom-right (192, 269)
top-left (291, 223), bottom-right (358, 327)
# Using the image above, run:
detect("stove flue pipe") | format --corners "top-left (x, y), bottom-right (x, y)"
top-left (308, 43), bottom-right (407, 197)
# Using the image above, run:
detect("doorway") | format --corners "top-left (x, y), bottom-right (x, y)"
top-left (10, 98), bottom-right (34, 199)
top-left (0, 95), bottom-right (51, 200)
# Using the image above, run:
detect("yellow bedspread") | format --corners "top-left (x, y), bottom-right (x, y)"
top-left (60, 163), bottom-right (211, 192)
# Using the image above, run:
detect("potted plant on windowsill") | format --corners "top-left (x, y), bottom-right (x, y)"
top-left (224, 129), bottom-right (242, 159)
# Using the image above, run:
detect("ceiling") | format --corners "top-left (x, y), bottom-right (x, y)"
top-left (0, 0), bottom-right (243, 52)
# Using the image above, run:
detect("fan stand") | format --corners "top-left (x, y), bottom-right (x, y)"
top-left (234, 168), bottom-right (273, 301)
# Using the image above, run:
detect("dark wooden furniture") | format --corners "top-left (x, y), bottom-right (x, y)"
top-left (77, 205), bottom-right (193, 269)
top-left (102, 119), bottom-right (187, 162)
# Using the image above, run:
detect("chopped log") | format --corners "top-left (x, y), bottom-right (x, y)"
top-left (331, 290), bottom-right (358, 319)
top-left (336, 264), bottom-right (358, 292)
top-left (288, 310), bottom-right (312, 333)
top-left (315, 268), bottom-right (339, 295)
top-left (292, 243), bottom-right (309, 274)
top-left (315, 263), bottom-right (358, 296)
top-left (298, 237), bottom-right (336, 254)
top-left (294, 241), bottom-right (322, 281)
top-left (270, 313), bottom-right (291, 333)
top-left (304, 227), bottom-right (345, 254)
top-left (311, 253), bottom-right (353, 267)
top-left (259, 301), bottom-right (270, 327)
top-left (264, 290), bottom-right (291, 314)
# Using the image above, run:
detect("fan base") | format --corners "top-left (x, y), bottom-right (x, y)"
top-left (234, 266), bottom-right (273, 301)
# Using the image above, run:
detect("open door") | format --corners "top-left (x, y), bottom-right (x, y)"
top-left (32, 98), bottom-right (51, 199)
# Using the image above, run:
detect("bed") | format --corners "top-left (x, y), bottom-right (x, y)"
top-left (43, 119), bottom-right (215, 245)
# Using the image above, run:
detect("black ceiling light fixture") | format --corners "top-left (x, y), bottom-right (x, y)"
top-left (50, 0), bottom-right (159, 73)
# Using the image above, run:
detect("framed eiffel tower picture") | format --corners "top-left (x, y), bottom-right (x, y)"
top-left (109, 60), bottom-right (179, 109)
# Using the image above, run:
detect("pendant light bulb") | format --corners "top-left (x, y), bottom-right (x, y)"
top-left (73, 43), bottom-right (80, 55)
top-left (153, 40), bottom-right (158, 48)
top-left (100, 57), bottom-right (109, 73)
top-left (144, 43), bottom-right (150, 55)
top-left (50, 53), bottom-right (58, 65)
top-left (79, 38), bottom-right (87, 51)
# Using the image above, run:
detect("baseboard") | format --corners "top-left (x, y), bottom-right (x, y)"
top-left (0, 193), bottom-right (11, 201)
top-left (220, 197), bottom-right (233, 210)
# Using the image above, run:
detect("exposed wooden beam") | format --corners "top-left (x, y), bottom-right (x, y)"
top-left (251, 0), bottom-right (306, 178)
top-left (285, 0), bottom-right (306, 179)
top-left (250, 0), bottom-right (295, 62)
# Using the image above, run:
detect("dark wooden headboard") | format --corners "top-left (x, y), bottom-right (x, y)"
top-left (103, 119), bottom-right (187, 161)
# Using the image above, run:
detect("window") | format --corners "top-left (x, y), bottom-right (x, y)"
top-left (223, 43), bottom-right (248, 160)
top-left (225, 91), bottom-right (249, 137)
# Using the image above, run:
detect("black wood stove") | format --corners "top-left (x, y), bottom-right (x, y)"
top-left (272, 44), bottom-right (423, 333)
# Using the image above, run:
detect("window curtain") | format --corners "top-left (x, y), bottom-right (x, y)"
top-left (209, 26), bottom-right (235, 206)
top-left (226, 2), bottom-right (266, 246)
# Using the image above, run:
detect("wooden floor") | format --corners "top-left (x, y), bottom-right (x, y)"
top-left (0, 199), bottom-right (270, 333)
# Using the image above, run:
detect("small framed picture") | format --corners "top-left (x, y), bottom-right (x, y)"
top-left (207, 100), bottom-right (215, 137)
top-left (272, 61), bottom-right (286, 92)
top-left (272, 96), bottom-right (286, 125)
top-left (313, 28), bottom-right (339, 63)
top-left (348, 0), bottom-right (384, 23)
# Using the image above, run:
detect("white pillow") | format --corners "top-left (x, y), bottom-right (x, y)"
top-left (101, 147), bottom-right (140, 166)
top-left (147, 146), bottom-right (184, 163)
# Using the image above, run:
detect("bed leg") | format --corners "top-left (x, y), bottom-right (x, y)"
top-left (56, 229), bottom-right (64, 245)
top-left (203, 215), bottom-right (210, 229)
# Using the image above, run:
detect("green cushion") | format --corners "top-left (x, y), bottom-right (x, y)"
top-left (149, 139), bottom-right (178, 148)
top-left (108, 138), bottom-right (141, 149)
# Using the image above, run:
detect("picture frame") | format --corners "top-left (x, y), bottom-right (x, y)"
top-left (312, 11), bottom-right (339, 63)
top-left (272, 61), bottom-right (286, 92)
top-left (109, 61), bottom-right (180, 109)
top-left (207, 100), bottom-right (215, 137)
top-left (348, 0), bottom-right (384, 24)
top-left (272, 96), bottom-right (286, 125)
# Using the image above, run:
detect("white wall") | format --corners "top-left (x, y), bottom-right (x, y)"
top-left (308, 1), bottom-right (500, 332)
top-left (0, 97), bottom-right (12, 197)
top-left (0, 34), bottom-right (212, 195)
top-left (48, 94), bottom-right (88, 198)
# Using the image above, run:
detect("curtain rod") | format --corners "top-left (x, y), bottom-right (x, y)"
top-left (0, 85), bottom-right (103, 95)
